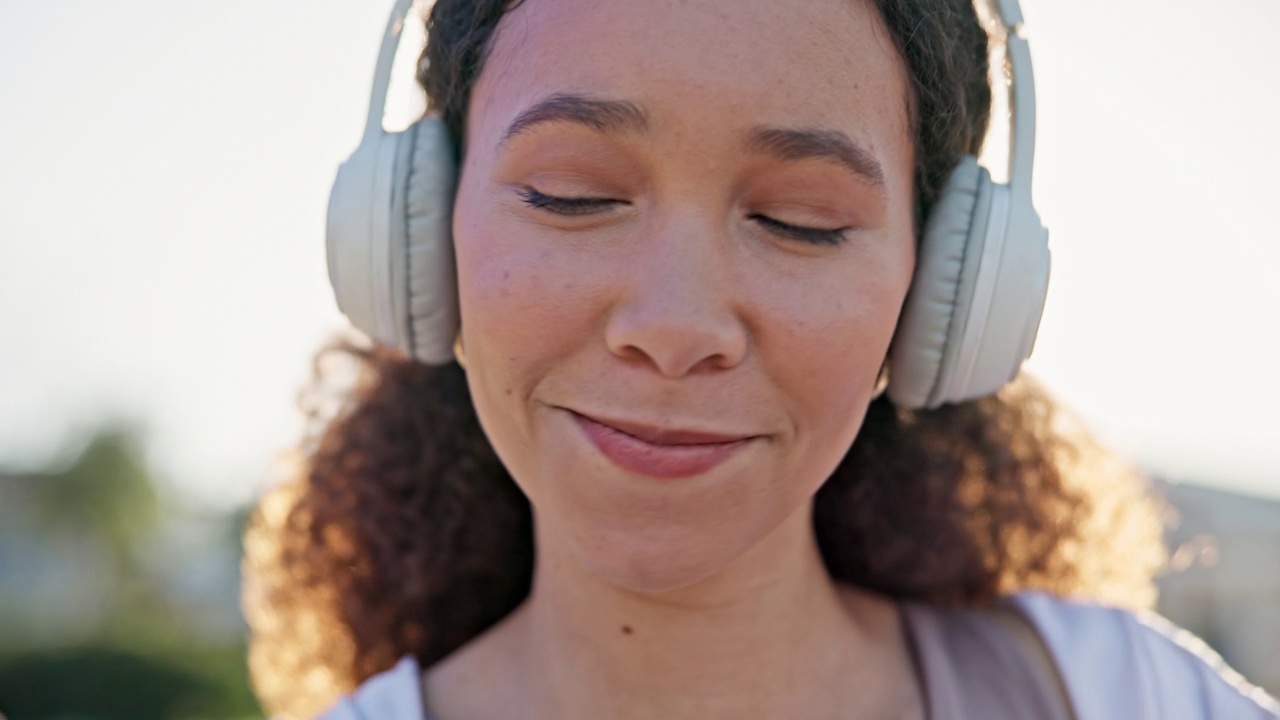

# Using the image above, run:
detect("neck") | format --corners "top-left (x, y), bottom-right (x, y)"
top-left (498, 504), bottom-right (904, 720)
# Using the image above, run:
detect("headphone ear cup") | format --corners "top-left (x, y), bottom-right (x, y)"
top-left (889, 156), bottom-right (1051, 410)
top-left (327, 129), bottom-right (414, 352)
top-left (404, 116), bottom-right (459, 364)
top-left (888, 157), bottom-right (993, 409)
top-left (325, 116), bottom-right (459, 364)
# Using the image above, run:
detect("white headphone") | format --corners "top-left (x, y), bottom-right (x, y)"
top-left (326, 0), bottom-right (1050, 410)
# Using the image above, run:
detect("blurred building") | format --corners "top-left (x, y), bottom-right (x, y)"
top-left (1156, 481), bottom-right (1280, 697)
top-left (0, 431), bottom-right (246, 649)
top-left (0, 442), bottom-right (257, 719)
top-left (0, 471), bottom-right (116, 645)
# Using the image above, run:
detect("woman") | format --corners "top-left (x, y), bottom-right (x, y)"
top-left (243, 0), bottom-right (1280, 718)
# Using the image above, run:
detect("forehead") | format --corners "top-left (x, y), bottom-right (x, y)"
top-left (468, 0), bottom-right (913, 156)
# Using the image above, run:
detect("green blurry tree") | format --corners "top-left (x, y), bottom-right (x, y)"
top-left (25, 426), bottom-right (168, 638)
top-left (27, 427), bottom-right (158, 566)
top-left (0, 425), bottom-right (261, 720)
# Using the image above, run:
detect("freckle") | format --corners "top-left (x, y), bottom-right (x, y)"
top-left (621, 625), bottom-right (633, 635)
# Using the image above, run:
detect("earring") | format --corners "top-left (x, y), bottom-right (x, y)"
top-left (872, 363), bottom-right (890, 400)
top-left (453, 333), bottom-right (467, 370)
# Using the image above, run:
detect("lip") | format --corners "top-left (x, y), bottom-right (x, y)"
top-left (570, 411), bottom-right (756, 479)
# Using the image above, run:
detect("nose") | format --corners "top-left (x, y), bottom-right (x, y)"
top-left (603, 211), bottom-right (749, 377)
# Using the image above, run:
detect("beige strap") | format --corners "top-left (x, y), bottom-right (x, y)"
top-left (990, 602), bottom-right (1078, 720)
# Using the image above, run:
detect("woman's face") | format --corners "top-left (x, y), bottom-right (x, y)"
top-left (453, 0), bottom-right (916, 592)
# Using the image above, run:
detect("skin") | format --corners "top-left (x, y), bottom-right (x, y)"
top-left (427, 0), bottom-right (924, 717)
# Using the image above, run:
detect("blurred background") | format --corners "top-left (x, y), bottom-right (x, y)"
top-left (1, 0), bottom-right (1277, 717)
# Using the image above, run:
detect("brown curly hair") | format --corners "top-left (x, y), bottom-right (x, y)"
top-left (243, 2), bottom-right (1168, 718)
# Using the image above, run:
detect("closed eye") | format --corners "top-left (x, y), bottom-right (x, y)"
top-left (518, 188), bottom-right (622, 216)
top-left (518, 188), bottom-right (846, 245)
top-left (750, 214), bottom-right (848, 246)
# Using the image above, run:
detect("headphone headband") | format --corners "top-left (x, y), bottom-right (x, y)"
top-left (363, 0), bottom-right (418, 145)
top-left (990, 0), bottom-right (1037, 202)
top-left (993, 0), bottom-right (1024, 28)
top-left (365, 0), bottom-right (1036, 182)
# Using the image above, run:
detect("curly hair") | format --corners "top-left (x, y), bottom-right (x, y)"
top-left (243, 2), bottom-right (1169, 718)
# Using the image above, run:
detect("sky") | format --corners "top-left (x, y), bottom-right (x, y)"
top-left (1, 0), bottom-right (1278, 507)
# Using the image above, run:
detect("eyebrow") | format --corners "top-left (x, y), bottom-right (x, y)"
top-left (498, 95), bottom-right (885, 191)
top-left (500, 93), bottom-right (649, 146)
top-left (747, 127), bottom-right (886, 191)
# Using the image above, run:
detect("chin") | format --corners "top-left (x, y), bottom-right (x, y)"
top-left (586, 548), bottom-right (736, 595)
top-left (563, 509), bottom-right (772, 595)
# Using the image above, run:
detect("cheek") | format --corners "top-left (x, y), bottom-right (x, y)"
top-left (454, 187), bottom-right (593, 371)
top-left (762, 237), bottom-right (914, 457)
top-left (451, 179), bottom-right (617, 473)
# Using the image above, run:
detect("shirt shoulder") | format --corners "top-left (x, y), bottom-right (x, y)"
top-left (1008, 590), bottom-right (1280, 719)
top-left (313, 655), bottom-right (427, 720)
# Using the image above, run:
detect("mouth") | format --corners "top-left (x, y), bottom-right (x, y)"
top-left (569, 410), bottom-right (757, 479)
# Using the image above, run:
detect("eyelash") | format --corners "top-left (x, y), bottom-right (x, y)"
top-left (518, 188), bottom-right (617, 216)
top-left (748, 214), bottom-right (847, 246)
top-left (518, 188), bottom-right (848, 246)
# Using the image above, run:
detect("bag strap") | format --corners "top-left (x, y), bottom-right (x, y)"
top-left (989, 600), bottom-right (1078, 720)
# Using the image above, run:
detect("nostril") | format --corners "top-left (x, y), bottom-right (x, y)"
top-left (603, 303), bottom-right (748, 378)
top-left (602, 223), bottom-right (749, 376)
